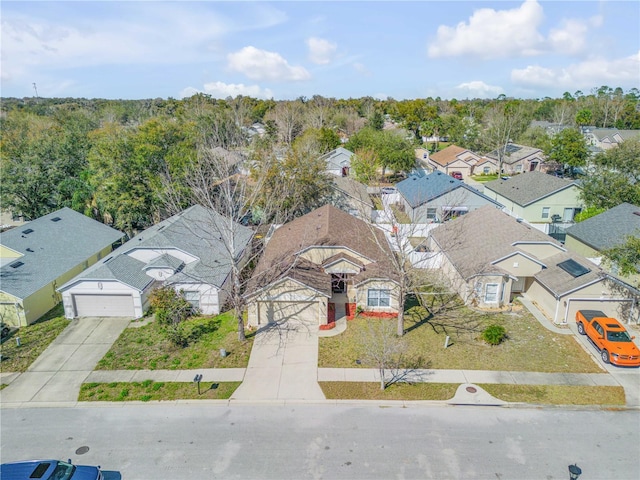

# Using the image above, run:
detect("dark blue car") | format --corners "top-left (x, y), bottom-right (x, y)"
top-left (0, 459), bottom-right (102, 480)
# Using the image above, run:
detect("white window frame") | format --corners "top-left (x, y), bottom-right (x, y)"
top-left (484, 283), bottom-right (499, 304)
top-left (367, 289), bottom-right (391, 307)
top-left (426, 207), bottom-right (437, 220)
top-left (541, 207), bottom-right (550, 219)
top-left (183, 290), bottom-right (200, 309)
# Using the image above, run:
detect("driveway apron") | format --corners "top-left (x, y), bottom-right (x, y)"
top-left (232, 321), bottom-right (325, 401)
top-left (0, 317), bottom-right (130, 403)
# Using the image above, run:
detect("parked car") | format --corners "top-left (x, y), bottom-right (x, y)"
top-left (449, 171), bottom-right (463, 180)
top-left (381, 186), bottom-right (397, 194)
top-left (0, 459), bottom-right (102, 480)
top-left (576, 310), bottom-right (640, 367)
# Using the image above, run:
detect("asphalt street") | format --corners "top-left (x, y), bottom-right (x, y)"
top-left (1, 404), bottom-right (638, 480)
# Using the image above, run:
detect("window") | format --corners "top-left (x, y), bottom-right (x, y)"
top-left (183, 291), bottom-right (200, 309)
top-left (515, 165), bottom-right (522, 172)
top-left (541, 207), bottom-right (550, 219)
top-left (483, 166), bottom-right (490, 174)
top-left (367, 289), bottom-right (390, 307)
top-left (484, 283), bottom-right (499, 303)
top-left (563, 207), bottom-right (574, 222)
top-left (426, 208), bottom-right (437, 220)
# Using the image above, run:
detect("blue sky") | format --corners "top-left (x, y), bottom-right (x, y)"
top-left (2, 1), bottom-right (639, 100)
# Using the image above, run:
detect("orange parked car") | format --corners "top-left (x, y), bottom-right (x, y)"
top-left (576, 310), bottom-right (640, 367)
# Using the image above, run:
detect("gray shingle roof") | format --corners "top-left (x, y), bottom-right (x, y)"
top-left (59, 205), bottom-right (254, 291)
top-left (430, 205), bottom-right (605, 296)
top-left (565, 203), bottom-right (640, 251)
top-left (484, 171), bottom-right (577, 206)
top-left (0, 208), bottom-right (124, 300)
top-left (320, 147), bottom-right (354, 169)
top-left (396, 171), bottom-right (500, 208)
top-left (485, 143), bottom-right (542, 164)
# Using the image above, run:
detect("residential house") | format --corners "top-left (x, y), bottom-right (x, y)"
top-left (483, 171), bottom-right (582, 233)
top-left (529, 121), bottom-right (570, 136)
top-left (428, 206), bottom-right (638, 324)
top-left (320, 147), bottom-right (354, 177)
top-left (427, 145), bottom-right (482, 179)
top-left (246, 205), bottom-right (399, 328)
top-left (0, 208), bottom-right (125, 326)
top-left (582, 127), bottom-right (640, 151)
top-left (485, 143), bottom-right (545, 175)
top-left (210, 146), bottom-right (251, 176)
top-left (58, 205), bottom-right (253, 319)
top-left (564, 203), bottom-right (640, 286)
top-left (395, 171), bottom-right (503, 223)
top-left (330, 176), bottom-right (375, 220)
top-left (473, 157), bottom-right (498, 176)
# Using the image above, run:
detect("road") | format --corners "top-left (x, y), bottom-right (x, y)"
top-left (2, 404), bottom-right (639, 479)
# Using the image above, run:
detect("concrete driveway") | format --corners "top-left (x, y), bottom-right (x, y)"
top-left (566, 321), bottom-right (640, 407)
top-left (0, 317), bottom-right (130, 404)
top-left (232, 320), bottom-right (325, 402)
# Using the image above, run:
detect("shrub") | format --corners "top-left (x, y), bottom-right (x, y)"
top-left (149, 286), bottom-right (195, 326)
top-left (482, 325), bottom-right (506, 345)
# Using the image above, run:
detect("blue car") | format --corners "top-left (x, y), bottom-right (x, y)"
top-left (0, 459), bottom-right (102, 480)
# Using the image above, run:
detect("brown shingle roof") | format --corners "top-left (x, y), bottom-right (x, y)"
top-left (248, 205), bottom-right (396, 294)
top-left (429, 145), bottom-right (469, 167)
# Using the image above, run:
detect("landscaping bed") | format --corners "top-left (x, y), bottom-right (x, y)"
top-left (319, 305), bottom-right (601, 373)
top-left (95, 311), bottom-right (253, 370)
top-left (79, 380), bottom-right (240, 402)
top-left (0, 305), bottom-right (69, 373)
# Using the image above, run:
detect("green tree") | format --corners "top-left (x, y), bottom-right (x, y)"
top-left (580, 138), bottom-right (640, 209)
top-left (575, 109), bottom-right (592, 128)
top-left (351, 148), bottom-right (379, 184)
top-left (346, 127), bottom-right (414, 177)
top-left (602, 235), bottom-right (640, 282)
top-left (545, 128), bottom-right (589, 175)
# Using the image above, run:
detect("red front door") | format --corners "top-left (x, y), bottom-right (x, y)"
top-left (327, 303), bottom-right (336, 323)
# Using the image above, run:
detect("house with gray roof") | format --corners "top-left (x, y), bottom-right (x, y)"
top-left (320, 147), bottom-right (354, 177)
top-left (395, 171), bottom-right (502, 223)
top-left (564, 203), bottom-right (640, 285)
top-left (0, 208), bottom-right (125, 326)
top-left (329, 176), bottom-right (374, 220)
top-left (485, 143), bottom-right (545, 175)
top-left (483, 171), bottom-right (583, 226)
top-left (582, 127), bottom-right (640, 151)
top-left (58, 205), bottom-right (253, 319)
top-left (428, 206), bottom-right (638, 324)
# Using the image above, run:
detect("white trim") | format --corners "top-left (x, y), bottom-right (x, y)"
top-left (563, 297), bottom-right (636, 325)
top-left (491, 250), bottom-right (547, 268)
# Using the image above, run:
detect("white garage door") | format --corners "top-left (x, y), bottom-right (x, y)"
top-left (259, 301), bottom-right (318, 326)
top-left (73, 294), bottom-right (135, 318)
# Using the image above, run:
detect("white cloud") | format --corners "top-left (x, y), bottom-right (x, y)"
top-left (352, 62), bottom-right (371, 76)
top-left (306, 37), bottom-right (337, 65)
top-left (511, 51), bottom-right (640, 89)
top-left (227, 46), bottom-right (311, 81)
top-left (455, 81), bottom-right (504, 98)
top-left (428, 0), bottom-right (545, 59)
top-left (180, 81), bottom-right (273, 99)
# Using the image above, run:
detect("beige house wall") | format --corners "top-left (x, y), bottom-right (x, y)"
top-left (355, 279), bottom-right (399, 314)
top-left (564, 236), bottom-right (599, 258)
top-left (0, 245), bottom-right (22, 259)
top-left (0, 291), bottom-right (22, 326)
top-left (512, 242), bottom-right (565, 260)
top-left (520, 187), bottom-right (582, 223)
top-left (494, 253), bottom-right (543, 277)
top-left (301, 247), bottom-right (372, 266)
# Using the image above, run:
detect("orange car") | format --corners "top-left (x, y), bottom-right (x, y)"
top-left (576, 310), bottom-right (640, 367)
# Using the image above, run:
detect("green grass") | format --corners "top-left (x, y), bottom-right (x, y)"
top-left (320, 382), bottom-right (458, 400)
top-left (95, 311), bottom-right (253, 370)
top-left (389, 204), bottom-right (411, 224)
top-left (0, 304), bottom-right (70, 372)
top-left (471, 174), bottom-right (500, 182)
top-left (319, 303), bottom-right (601, 373)
top-left (479, 384), bottom-right (626, 406)
top-left (78, 380), bottom-right (240, 401)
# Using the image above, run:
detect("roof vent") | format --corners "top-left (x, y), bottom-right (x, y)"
top-left (22, 228), bottom-right (34, 234)
top-left (51, 217), bottom-right (61, 222)
top-left (634, 212), bottom-right (640, 216)
top-left (10, 261), bottom-right (24, 268)
top-left (26, 248), bottom-right (34, 252)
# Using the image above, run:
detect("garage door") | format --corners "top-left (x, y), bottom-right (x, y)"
top-left (564, 298), bottom-right (634, 325)
top-left (259, 301), bottom-right (318, 326)
top-left (73, 294), bottom-right (135, 318)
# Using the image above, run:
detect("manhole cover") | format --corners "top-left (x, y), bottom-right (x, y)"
top-left (75, 446), bottom-right (90, 455)
top-left (465, 386), bottom-right (477, 393)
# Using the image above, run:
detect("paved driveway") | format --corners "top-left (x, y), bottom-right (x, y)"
top-left (567, 321), bottom-right (640, 406)
top-left (0, 317), bottom-right (130, 404)
top-left (232, 320), bottom-right (325, 401)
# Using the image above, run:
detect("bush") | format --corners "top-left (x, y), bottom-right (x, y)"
top-left (482, 325), bottom-right (506, 345)
top-left (164, 317), bottom-right (220, 347)
top-left (149, 286), bottom-right (195, 326)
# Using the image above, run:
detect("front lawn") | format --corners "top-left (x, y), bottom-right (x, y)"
top-left (320, 382), bottom-right (457, 400)
top-left (471, 174), bottom-right (500, 183)
top-left (79, 380), bottom-right (240, 402)
top-left (0, 304), bottom-right (70, 373)
top-left (95, 311), bottom-right (253, 370)
top-left (480, 384), bottom-right (625, 406)
top-left (319, 304), bottom-right (601, 373)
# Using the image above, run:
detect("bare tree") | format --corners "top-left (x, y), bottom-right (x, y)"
top-left (482, 101), bottom-right (529, 175)
top-left (267, 100), bottom-right (305, 145)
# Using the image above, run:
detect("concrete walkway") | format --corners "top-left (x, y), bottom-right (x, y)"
top-left (230, 321), bottom-right (326, 401)
top-left (0, 317), bottom-right (130, 403)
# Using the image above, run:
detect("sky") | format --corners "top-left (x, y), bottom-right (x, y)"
top-left (1, 0), bottom-right (639, 101)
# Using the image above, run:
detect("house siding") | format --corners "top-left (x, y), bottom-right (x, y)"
top-left (564, 236), bottom-right (599, 258)
top-left (484, 186), bottom-right (581, 224)
top-left (247, 280), bottom-right (326, 327)
top-left (403, 188), bottom-right (499, 223)
top-left (355, 279), bottom-right (400, 314)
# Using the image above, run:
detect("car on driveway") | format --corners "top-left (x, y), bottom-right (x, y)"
top-left (381, 186), bottom-right (397, 194)
top-left (449, 171), bottom-right (463, 180)
top-left (0, 459), bottom-right (102, 480)
top-left (576, 310), bottom-right (640, 367)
